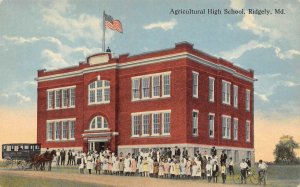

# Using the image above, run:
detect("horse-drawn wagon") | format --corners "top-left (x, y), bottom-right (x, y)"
top-left (2, 143), bottom-right (41, 169)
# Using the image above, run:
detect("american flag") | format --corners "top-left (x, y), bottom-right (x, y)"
top-left (104, 13), bottom-right (123, 33)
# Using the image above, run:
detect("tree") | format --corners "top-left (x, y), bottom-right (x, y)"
top-left (273, 135), bottom-right (299, 164)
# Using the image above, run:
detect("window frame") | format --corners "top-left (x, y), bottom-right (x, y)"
top-left (222, 80), bottom-right (231, 105)
top-left (222, 115), bottom-right (231, 139)
top-left (209, 77), bottom-right (215, 102)
top-left (162, 112), bottom-right (171, 135)
top-left (208, 113), bottom-right (215, 138)
top-left (192, 110), bottom-right (199, 136)
top-left (88, 80), bottom-right (110, 105)
top-left (233, 85), bottom-right (238, 108)
top-left (192, 71), bottom-right (199, 98)
top-left (246, 89), bottom-right (250, 111)
top-left (89, 116), bottom-right (109, 130)
top-left (152, 113), bottom-right (160, 136)
top-left (246, 120), bottom-right (251, 142)
top-left (233, 118), bottom-right (238, 140)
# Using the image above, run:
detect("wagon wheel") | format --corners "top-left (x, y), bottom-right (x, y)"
top-left (17, 160), bottom-right (27, 170)
top-left (233, 173), bottom-right (242, 184)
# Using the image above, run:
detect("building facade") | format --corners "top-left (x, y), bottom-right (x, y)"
top-left (36, 42), bottom-right (255, 163)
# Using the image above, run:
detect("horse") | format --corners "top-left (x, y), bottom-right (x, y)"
top-left (34, 150), bottom-right (56, 171)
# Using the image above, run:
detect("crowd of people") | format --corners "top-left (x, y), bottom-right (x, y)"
top-left (49, 146), bottom-right (267, 184)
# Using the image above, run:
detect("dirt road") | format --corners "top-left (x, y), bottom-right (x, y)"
top-left (0, 169), bottom-right (249, 187)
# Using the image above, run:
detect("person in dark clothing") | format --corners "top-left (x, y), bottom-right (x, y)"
top-left (67, 150), bottom-right (72, 165)
top-left (167, 147), bottom-right (172, 158)
top-left (174, 146), bottom-right (181, 161)
top-left (212, 161), bottom-right (219, 183)
top-left (211, 146), bottom-right (217, 157)
top-left (220, 150), bottom-right (227, 165)
top-left (60, 149), bottom-right (66, 165)
top-left (182, 147), bottom-right (188, 159)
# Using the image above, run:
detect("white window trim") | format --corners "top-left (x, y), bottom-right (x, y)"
top-left (151, 75), bottom-right (160, 98)
top-left (192, 71), bottom-right (199, 98)
top-left (233, 118), bottom-right (238, 140)
top-left (192, 109), bottom-right (199, 136)
top-left (47, 86), bottom-right (76, 110)
top-left (46, 122), bottom-right (53, 141)
top-left (69, 88), bottom-right (75, 107)
top-left (209, 77), bottom-right (215, 102)
top-left (222, 115), bottom-right (231, 139)
top-left (61, 121), bottom-right (68, 140)
top-left (54, 122), bottom-right (60, 140)
top-left (68, 121), bottom-right (75, 140)
top-left (89, 116), bottom-right (109, 130)
top-left (162, 112), bottom-right (171, 136)
top-left (162, 74), bottom-right (171, 97)
top-left (151, 113), bottom-right (160, 136)
top-left (131, 115), bottom-right (140, 137)
top-left (61, 89), bottom-right (68, 108)
top-left (233, 85), bottom-right (238, 108)
top-left (88, 80), bottom-right (110, 105)
top-left (141, 114), bottom-right (150, 136)
top-left (131, 72), bottom-right (171, 101)
top-left (246, 120), bottom-right (251, 142)
top-left (132, 78), bottom-right (140, 101)
top-left (208, 113), bottom-right (215, 138)
top-left (222, 80), bottom-right (231, 105)
top-left (142, 77), bottom-right (150, 99)
top-left (246, 89), bottom-right (250, 111)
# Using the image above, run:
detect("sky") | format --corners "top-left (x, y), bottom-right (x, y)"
top-left (0, 0), bottom-right (299, 162)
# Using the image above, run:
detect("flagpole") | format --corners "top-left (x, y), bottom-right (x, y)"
top-left (103, 10), bottom-right (106, 52)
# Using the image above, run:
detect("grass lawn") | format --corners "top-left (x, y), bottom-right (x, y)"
top-left (0, 173), bottom-right (112, 187)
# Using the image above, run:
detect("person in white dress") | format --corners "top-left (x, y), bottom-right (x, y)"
top-left (124, 155), bottom-right (131, 176)
top-left (206, 158), bottom-right (213, 182)
top-left (195, 157), bottom-right (202, 177)
top-left (86, 153), bottom-right (94, 174)
top-left (78, 155), bottom-right (85, 174)
top-left (148, 157), bottom-right (154, 177)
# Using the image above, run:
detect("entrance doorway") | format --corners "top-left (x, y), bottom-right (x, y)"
top-left (88, 141), bottom-right (108, 153)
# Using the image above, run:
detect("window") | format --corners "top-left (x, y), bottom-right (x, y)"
top-left (47, 91), bottom-right (54, 109)
top-left (247, 151), bottom-right (251, 160)
top-left (88, 80), bottom-right (110, 104)
top-left (47, 86), bottom-right (76, 110)
top-left (222, 115), bottom-right (231, 139)
top-left (209, 77), bottom-right (215, 102)
top-left (62, 89), bottom-right (68, 108)
top-left (233, 85), bottom-right (238, 108)
top-left (69, 121), bottom-right (75, 139)
top-left (152, 76), bottom-right (160, 97)
top-left (246, 89), bottom-right (250, 111)
top-left (162, 112), bottom-right (171, 135)
top-left (233, 118), bottom-right (238, 140)
top-left (222, 80), bottom-right (231, 105)
top-left (55, 122), bottom-right (61, 140)
top-left (131, 110), bottom-right (171, 137)
top-left (192, 110), bottom-right (198, 136)
top-left (142, 77), bottom-right (150, 98)
top-left (55, 90), bottom-right (61, 108)
top-left (47, 122), bottom-right (53, 140)
top-left (132, 115), bottom-right (141, 137)
top-left (132, 78), bottom-right (140, 100)
top-left (90, 116), bottom-right (108, 130)
top-left (246, 120), bottom-right (251, 142)
top-left (152, 113), bottom-right (160, 135)
top-left (209, 113), bottom-right (215, 138)
top-left (69, 88), bottom-right (75, 107)
top-left (192, 72), bottom-right (199, 98)
top-left (142, 114), bottom-right (150, 135)
top-left (62, 121), bottom-right (68, 139)
top-left (132, 72), bottom-right (170, 101)
top-left (162, 74), bottom-right (170, 97)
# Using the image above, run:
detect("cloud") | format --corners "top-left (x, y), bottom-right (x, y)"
top-left (275, 47), bottom-right (300, 60)
top-left (218, 40), bottom-right (272, 60)
top-left (1, 93), bottom-right (9, 99)
top-left (0, 0), bottom-right (3, 5)
top-left (3, 35), bottom-right (62, 47)
top-left (229, 0), bottom-right (245, 10)
top-left (143, 19), bottom-right (177, 31)
top-left (15, 92), bottom-right (31, 103)
top-left (41, 0), bottom-right (113, 43)
top-left (237, 14), bottom-right (271, 36)
top-left (24, 80), bottom-right (37, 87)
top-left (42, 49), bottom-right (69, 69)
top-left (254, 92), bottom-right (269, 102)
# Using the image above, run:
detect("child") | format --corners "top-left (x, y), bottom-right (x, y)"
top-left (153, 159), bottom-right (159, 178)
top-left (158, 159), bottom-right (164, 178)
top-left (119, 158), bottom-right (124, 175)
top-left (228, 157), bottom-right (234, 175)
top-left (131, 156), bottom-right (137, 176)
top-left (185, 158), bottom-right (192, 179)
top-left (95, 156), bottom-right (101, 174)
top-left (170, 159), bottom-right (175, 179)
top-left (212, 160), bottom-right (219, 183)
top-left (174, 160), bottom-right (180, 179)
top-left (206, 157), bottom-right (212, 182)
top-left (180, 159), bottom-right (186, 179)
top-left (143, 157), bottom-right (149, 177)
top-left (114, 157), bottom-right (120, 175)
top-left (221, 163), bottom-right (227, 183)
top-left (163, 159), bottom-right (170, 179)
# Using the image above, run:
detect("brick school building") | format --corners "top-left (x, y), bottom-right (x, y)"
top-left (36, 42), bottom-right (255, 163)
